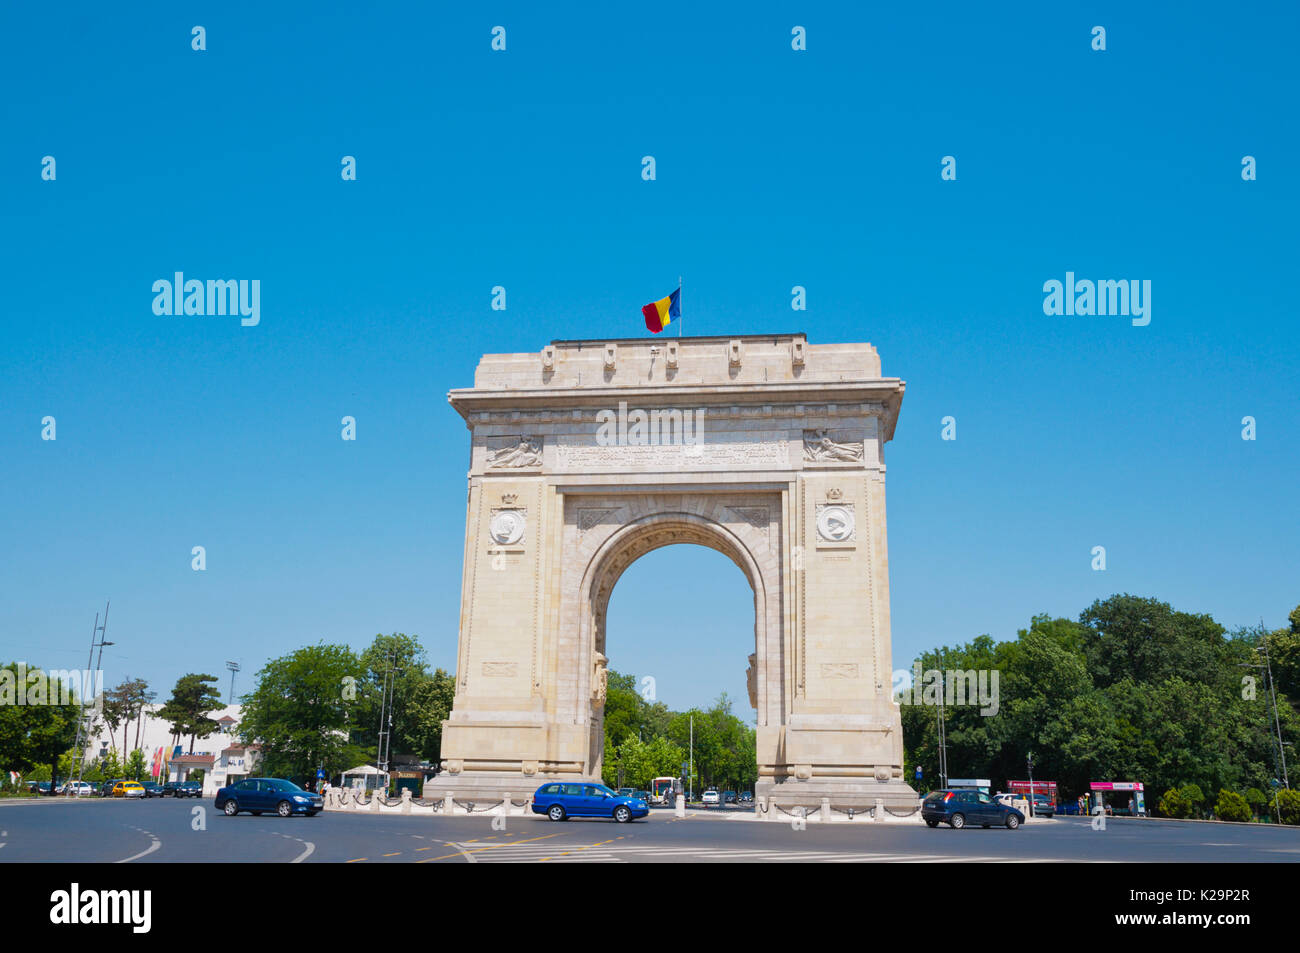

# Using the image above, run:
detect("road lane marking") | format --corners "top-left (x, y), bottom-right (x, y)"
top-left (116, 828), bottom-right (161, 863)
top-left (417, 831), bottom-right (564, 863)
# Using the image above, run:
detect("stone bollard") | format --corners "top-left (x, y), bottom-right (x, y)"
top-left (675, 794), bottom-right (686, 818)
top-left (502, 793), bottom-right (511, 817)
top-left (400, 788), bottom-right (413, 814)
top-left (875, 798), bottom-right (884, 822)
top-left (820, 798), bottom-right (831, 823)
top-left (369, 789), bottom-right (382, 812)
top-left (443, 793), bottom-right (454, 815)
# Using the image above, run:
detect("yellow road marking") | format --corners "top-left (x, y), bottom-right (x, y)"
top-left (417, 831), bottom-right (564, 863)
top-left (382, 852), bottom-right (400, 857)
top-left (346, 858), bottom-right (366, 863)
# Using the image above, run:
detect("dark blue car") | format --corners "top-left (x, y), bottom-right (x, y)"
top-left (215, 778), bottom-right (323, 817)
top-left (531, 782), bottom-right (649, 823)
top-left (922, 789), bottom-right (1024, 830)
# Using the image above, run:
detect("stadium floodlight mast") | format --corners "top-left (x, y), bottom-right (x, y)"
top-left (225, 660), bottom-right (241, 706)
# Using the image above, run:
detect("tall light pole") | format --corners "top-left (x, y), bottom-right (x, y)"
top-left (377, 650), bottom-right (402, 785)
top-left (935, 647), bottom-right (949, 788)
top-left (689, 713), bottom-right (694, 801)
top-left (1260, 634), bottom-right (1290, 790)
top-left (225, 660), bottom-right (241, 706)
top-left (1027, 752), bottom-right (1036, 816)
top-left (1241, 628), bottom-right (1291, 822)
top-left (71, 603), bottom-right (112, 795)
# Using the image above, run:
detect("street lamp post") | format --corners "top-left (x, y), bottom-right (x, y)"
top-left (1027, 753), bottom-right (1036, 816)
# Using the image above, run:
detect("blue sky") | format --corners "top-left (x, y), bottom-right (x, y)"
top-left (2, 3), bottom-right (1296, 717)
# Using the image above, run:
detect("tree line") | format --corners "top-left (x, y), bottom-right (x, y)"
top-left (901, 593), bottom-right (1300, 822)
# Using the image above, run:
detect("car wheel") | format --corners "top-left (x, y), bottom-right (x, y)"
top-left (223, 800), bottom-right (238, 816)
top-left (547, 804), bottom-right (566, 822)
top-left (614, 805), bottom-right (631, 823)
top-left (276, 800), bottom-right (293, 817)
top-left (1006, 814), bottom-right (1020, 829)
top-left (925, 819), bottom-right (938, 828)
top-left (950, 813), bottom-right (966, 829)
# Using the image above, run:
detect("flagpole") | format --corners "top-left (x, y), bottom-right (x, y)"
top-left (678, 275), bottom-right (683, 338)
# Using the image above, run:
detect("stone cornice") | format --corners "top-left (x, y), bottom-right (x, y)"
top-left (448, 380), bottom-right (906, 440)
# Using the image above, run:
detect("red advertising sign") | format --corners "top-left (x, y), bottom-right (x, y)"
top-left (1007, 780), bottom-right (1057, 796)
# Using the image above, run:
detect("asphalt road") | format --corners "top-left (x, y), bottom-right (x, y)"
top-left (4, 797), bottom-right (1299, 863)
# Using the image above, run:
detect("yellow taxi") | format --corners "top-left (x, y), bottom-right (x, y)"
top-left (112, 781), bottom-right (146, 799)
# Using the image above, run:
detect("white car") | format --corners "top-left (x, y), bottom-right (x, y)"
top-left (59, 781), bottom-right (96, 796)
top-left (702, 789), bottom-right (720, 805)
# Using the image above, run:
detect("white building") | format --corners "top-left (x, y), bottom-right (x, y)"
top-left (86, 704), bottom-right (259, 797)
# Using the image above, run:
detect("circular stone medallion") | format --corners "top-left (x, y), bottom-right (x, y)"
top-left (490, 510), bottom-right (525, 545)
top-left (816, 505), bottom-right (854, 542)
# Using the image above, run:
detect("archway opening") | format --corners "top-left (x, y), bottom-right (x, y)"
top-left (596, 542), bottom-right (759, 801)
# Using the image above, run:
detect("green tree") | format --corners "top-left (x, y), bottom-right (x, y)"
top-left (1081, 595), bottom-right (1227, 690)
top-left (239, 644), bottom-right (367, 781)
top-left (124, 748), bottom-right (147, 782)
top-left (0, 662), bottom-right (80, 793)
top-left (353, 633), bottom-right (427, 758)
top-left (406, 668), bottom-right (456, 763)
top-left (157, 674), bottom-right (223, 753)
top-left (1244, 787), bottom-right (1267, 817)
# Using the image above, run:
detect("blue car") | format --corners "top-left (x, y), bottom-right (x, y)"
top-left (531, 782), bottom-right (649, 823)
top-left (922, 789), bottom-right (1024, 830)
top-left (215, 778), bottom-right (323, 817)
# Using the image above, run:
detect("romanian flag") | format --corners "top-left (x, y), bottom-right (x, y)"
top-left (642, 287), bottom-right (680, 334)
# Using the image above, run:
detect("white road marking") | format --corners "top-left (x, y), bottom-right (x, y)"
top-left (445, 842), bottom-right (477, 863)
top-left (116, 827), bottom-right (161, 863)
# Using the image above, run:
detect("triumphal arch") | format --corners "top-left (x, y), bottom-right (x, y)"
top-left (426, 334), bottom-right (919, 809)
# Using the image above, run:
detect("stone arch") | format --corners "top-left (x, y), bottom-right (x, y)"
top-left (428, 335), bottom-right (918, 810)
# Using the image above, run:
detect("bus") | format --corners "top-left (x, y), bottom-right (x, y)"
top-left (650, 777), bottom-right (677, 805)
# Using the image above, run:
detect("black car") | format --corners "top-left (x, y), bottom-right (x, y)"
top-left (141, 782), bottom-right (164, 798)
top-left (1030, 793), bottom-right (1055, 818)
top-left (922, 789), bottom-right (1024, 830)
top-left (163, 781), bottom-right (202, 798)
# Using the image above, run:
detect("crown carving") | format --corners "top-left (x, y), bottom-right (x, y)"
top-left (827, 488), bottom-right (843, 501)
top-left (501, 493), bottom-right (518, 505)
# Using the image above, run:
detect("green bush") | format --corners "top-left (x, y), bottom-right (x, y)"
top-left (1277, 789), bottom-right (1300, 826)
top-left (1159, 788), bottom-right (1192, 818)
top-left (1179, 783), bottom-right (1205, 813)
top-left (1214, 789), bottom-right (1251, 822)
top-left (1244, 788), bottom-right (1267, 814)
